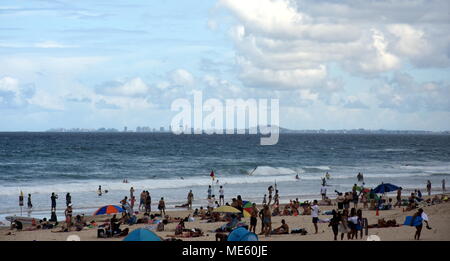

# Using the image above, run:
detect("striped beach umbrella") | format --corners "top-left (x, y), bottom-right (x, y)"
top-left (243, 201), bottom-right (253, 218)
top-left (93, 205), bottom-right (125, 216)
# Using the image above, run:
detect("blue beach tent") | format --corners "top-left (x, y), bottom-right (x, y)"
top-left (227, 227), bottom-right (258, 241)
top-left (123, 228), bottom-right (162, 241)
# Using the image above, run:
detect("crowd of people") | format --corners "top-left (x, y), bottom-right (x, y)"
top-left (9, 175), bottom-right (448, 241)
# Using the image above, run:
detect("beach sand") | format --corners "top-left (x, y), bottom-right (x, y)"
top-left (1, 194), bottom-right (450, 241)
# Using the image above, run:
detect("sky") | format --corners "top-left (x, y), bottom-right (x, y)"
top-left (0, 0), bottom-right (449, 131)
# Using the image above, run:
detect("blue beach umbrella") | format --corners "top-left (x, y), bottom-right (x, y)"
top-left (372, 183), bottom-right (400, 194)
top-left (227, 227), bottom-right (258, 241)
top-left (123, 228), bottom-right (162, 241)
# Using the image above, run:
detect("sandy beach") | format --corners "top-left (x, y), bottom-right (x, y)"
top-left (2, 192), bottom-right (449, 241)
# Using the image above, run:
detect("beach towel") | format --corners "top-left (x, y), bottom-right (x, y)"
top-left (403, 216), bottom-right (423, 226)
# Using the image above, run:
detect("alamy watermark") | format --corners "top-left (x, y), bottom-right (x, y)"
top-left (170, 91), bottom-right (280, 145)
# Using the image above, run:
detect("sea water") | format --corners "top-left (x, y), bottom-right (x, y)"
top-left (0, 132), bottom-right (449, 223)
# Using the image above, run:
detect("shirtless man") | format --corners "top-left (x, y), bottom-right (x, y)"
top-left (272, 219), bottom-right (289, 234)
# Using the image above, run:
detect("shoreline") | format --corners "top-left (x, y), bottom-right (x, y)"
top-left (2, 190), bottom-right (449, 241)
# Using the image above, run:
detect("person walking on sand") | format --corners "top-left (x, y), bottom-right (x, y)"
top-left (158, 197), bottom-right (166, 216)
top-left (262, 194), bottom-right (267, 205)
top-left (329, 210), bottom-right (340, 240)
top-left (219, 186), bottom-right (224, 205)
top-left (321, 186), bottom-right (327, 200)
top-left (187, 190), bottom-right (194, 210)
top-left (426, 180), bottom-right (432, 196)
top-left (411, 208), bottom-right (431, 240)
top-left (311, 200), bottom-right (320, 234)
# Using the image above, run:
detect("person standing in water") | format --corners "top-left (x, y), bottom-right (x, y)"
top-left (27, 194), bottom-right (33, 212)
top-left (207, 185), bottom-right (212, 199)
top-left (426, 180), bottom-right (432, 196)
top-left (51, 192), bottom-right (57, 211)
top-left (130, 187), bottom-right (135, 199)
top-left (219, 186), bottom-right (224, 205)
top-left (66, 193), bottom-right (71, 207)
top-left (98, 185), bottom-right (102, 196)
top-left (187, 190), bottom-right (194, 210)
top-left (442, 179), bottom-right (446, 192)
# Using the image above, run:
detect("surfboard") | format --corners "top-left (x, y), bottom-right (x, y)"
top-left (5, 216), bottom-right (39, 224)
top-left (403, 216), bottom-right (423, 226)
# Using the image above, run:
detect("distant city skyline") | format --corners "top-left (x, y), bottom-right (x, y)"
top-left (1, 0), bottom-right (449, 132)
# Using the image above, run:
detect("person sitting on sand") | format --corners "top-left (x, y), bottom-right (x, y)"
top-left (272, 219), bottom-right (289, 234)
top-left (319, 197), bottom-right (332, 206)
top-left (272, 205), bottom-right (280, 216)
top-left (74, 215), bottom-right (86, 231)
top-left (282, 204), bottom-right (291, 216)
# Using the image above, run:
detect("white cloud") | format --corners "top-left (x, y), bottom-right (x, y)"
top-left (170, 69), bottom-right (195, 87)
top-left (0, 76), bottom-right (35, 108)
top-left (217, 0), bottom-right (450, 92)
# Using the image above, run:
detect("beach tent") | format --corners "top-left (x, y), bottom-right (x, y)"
top-left (372, 183), bottom-right (400, 194)
top-left (123, 228), bottom-right (162, 241)
top-left (242, 201), bottom-right (253, 218)
top-left (227, 227), bottom-right (258, 241)
top-left (93, 205), bottom-right (125, 216)
top-left (213, 206), bottom-right (241, 214)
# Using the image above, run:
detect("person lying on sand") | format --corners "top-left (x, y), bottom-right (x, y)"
top-left (272, 219), bottom-right (289, 234)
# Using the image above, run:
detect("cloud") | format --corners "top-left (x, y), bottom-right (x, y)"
top-left (373, 72), bottom-right (450, 112)
top-left (217, 0), bottom-right (450, 91)
top-left (95, 78), bottom-right (150, 97)
top-left (170, 69), bottom-right (195, 87)
top-left (0, 76), bottom-right (35, 109)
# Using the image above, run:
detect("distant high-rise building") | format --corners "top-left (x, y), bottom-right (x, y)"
top-left (124, 126), bottom-right (128, 132)
top-left (160, 127), bottom-right (165, 132)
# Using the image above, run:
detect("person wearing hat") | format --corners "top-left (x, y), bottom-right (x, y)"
top-left (65, 203), bottom-right (73, 231)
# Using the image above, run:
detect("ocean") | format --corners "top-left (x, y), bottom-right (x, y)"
top-left (0, 132), bottom-right (449, 223)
